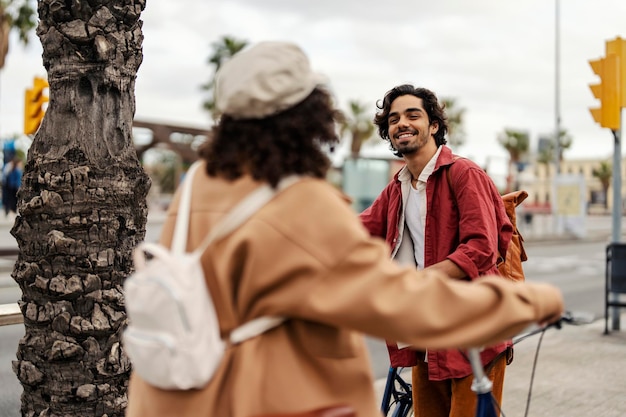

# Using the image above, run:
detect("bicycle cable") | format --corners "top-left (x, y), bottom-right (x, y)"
top-left (515, 317), bottom-right (565, 417)
top-left (522, 326), bottom-right (546, 417)
top-left (457, 316), bottom-right (566, 417)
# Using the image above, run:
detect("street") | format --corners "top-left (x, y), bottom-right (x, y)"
top-left (0, 216), bottom-right (615, 416)
top-left (524, 240), bottom-right (606, 318)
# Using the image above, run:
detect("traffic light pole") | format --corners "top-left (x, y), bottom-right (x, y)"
top-left (610, 115), bottom-right (623, 330)
top-left (553, 0), bottom-right (562, 236)
top-left (588, 37), bottom-right (626, 330)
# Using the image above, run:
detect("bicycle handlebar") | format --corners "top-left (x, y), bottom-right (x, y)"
top-left (513, 310), bottom-right (594, 345)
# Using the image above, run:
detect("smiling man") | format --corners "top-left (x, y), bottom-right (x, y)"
top-left (360, 84), bottom-right (514, 417)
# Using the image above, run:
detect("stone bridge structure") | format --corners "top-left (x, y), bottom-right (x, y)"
top-left (132, 119), bottom-right (211, 165)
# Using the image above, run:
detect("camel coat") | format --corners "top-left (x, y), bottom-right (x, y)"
top-left (126, 165), bottom-right (562, 417)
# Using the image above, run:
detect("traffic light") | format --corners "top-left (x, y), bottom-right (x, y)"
top-left (588, 54), bottom-right (620, 131)
top-left (24, 76), bottom-right (49, 135)
top-left (606, 37), bottom-right (626, 106)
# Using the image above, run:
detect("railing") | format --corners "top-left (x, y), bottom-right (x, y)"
top-left (0, 303), bottom-right (21, 326)
top-left (0, 248), bottom-right (21, 326)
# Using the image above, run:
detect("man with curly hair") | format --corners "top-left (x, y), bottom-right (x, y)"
top-left (126, 43), bottom-right (562, 417)
top-left (360, 84), bottom-right (514, 417)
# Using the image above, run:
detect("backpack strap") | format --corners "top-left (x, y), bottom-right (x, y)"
top-left (170, 161), bottom-right (202, 255)
top-left (171, 161), bottom-right (300, 257)
top-left (168, 161), bottom-right (301, 344)
top-left (444, 157), bottom-right (460, 209)
top-left (229, 316), bottom-right (287, 345)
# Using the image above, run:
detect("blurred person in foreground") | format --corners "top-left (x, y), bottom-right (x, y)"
top-left (360, 84), bottom-right (516, 417)
top-left (125, 42), bottom-right (563, 417)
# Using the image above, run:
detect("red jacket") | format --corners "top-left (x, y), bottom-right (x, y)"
top-left (360, 146), bottom-right (513, 380)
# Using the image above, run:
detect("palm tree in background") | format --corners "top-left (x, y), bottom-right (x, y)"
top-left (536, 145), bottom-right (553, 168)
top-left (0, 0), bottom-right (36, 68)
top-left (592, 160), bottom-right (612, 210)
top-left (11, 1), bottom-right (150, 415)
top-left (442, 97), bottom-right (466, 150)
top-left (497, 128), bottom-right (529, 193)
top-left (201, 35), bottom-right (248, 120)
top-left (554, 129), bottom-right (573, 162)
top-left (340, 100), bottom-right (375, 159)
top-left (537, 129), bottom-right (573, 167)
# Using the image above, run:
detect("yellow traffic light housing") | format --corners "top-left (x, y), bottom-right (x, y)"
top-left (589, 54), bottom-right (620, 131)
top-left (23, 76), bottom-right (49, 135)
top-left (606, 37), bottom-right (626, 107)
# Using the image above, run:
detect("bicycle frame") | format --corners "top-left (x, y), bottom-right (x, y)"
top-left (380, 367), bottom-right (413, 417)
top-left (379, 314), bottom-right (582, 417)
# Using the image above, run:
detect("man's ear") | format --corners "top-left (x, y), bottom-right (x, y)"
top-left (430, 121), bottom-right (439, 135)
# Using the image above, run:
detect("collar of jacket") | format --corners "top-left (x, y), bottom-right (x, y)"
top-left (392, 145), bottom-right (458, 183)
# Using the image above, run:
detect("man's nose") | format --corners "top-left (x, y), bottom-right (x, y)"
top-left (398, 117), bottom-right (409, 127)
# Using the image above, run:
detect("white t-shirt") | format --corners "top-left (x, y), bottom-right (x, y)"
top-left (404, 146), bottom-right (442, 270)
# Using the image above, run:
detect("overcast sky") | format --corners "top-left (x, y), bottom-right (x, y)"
top-left (2, 0), bottom-right (626, 172)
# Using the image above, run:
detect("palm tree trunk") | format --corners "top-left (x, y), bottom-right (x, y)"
top-left (350, 133), bottom-right (362, 159)
top-left (11, 1), bottom-right (150, 415)
top-left (506, 159), bottom-right (514, 193)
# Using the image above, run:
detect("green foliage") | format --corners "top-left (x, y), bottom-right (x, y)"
top-left (201, 35), bottom-right (248, 119)
top-left (536, 145), bottom-right (553, 166)
top-left (592, 161), bottom-right (612, 188)
top-left (497, 128), bottom-right (529, 163)
top-left (2, 0), bottom-right (36, 45)
top-left (537, 129), bottom-right (573, 165)
top-left (339, 100), bottom-right (375, 158)
top-left (497, 128), bottom-right (530, 192)
top-left (592, 161), bottom-right (612, 209)
top-left (441, 97), bottom-right (466, 149)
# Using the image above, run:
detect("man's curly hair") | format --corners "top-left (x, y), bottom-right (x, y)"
top-left (198, 88), bottom-right (342, 188)
top-left (373, 84), bottom-right (448, 157)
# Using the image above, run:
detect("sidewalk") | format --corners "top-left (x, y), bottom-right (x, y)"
top-left (519, 213), bottom-right (622, 244)
top-left (500, 316), bottom-right (626, 417)
top-left (374, 315), bottom-right (626, 417)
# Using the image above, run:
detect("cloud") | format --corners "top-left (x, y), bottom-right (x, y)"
top-left (2, 0), bottom-right (625, 169)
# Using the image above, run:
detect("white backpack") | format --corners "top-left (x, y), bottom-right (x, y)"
top-left (123, 162), bottom-right (297, 390)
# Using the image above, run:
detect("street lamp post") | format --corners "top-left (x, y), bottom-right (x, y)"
top-left (553, 0), bottom-right (562, 237)
top-left (554, 0), bottom-right (561, 175)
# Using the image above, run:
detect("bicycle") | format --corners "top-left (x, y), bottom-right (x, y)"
top-left (380, 366), bottom-right (413, 417)
top-left (379, 312), bottom-right (591, 417)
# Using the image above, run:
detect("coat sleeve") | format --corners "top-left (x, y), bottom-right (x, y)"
top-left (254, 182), bottom-right (563, 351)
top-left (292, 236), bottom-right (563, 350)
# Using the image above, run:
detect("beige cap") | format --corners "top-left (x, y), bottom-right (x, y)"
top-left (215, 41), bottom-right (327, 119)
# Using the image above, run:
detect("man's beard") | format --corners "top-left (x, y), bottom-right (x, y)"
top-left (394, 143), bottom-right (419, 157)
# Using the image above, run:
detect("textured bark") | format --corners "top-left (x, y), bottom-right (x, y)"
top-left (11, 1), bottom-right (149, 416)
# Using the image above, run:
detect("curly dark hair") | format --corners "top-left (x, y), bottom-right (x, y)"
top-left (198, 88), bottom-right (342, 187)
top-left (373, 84), bottom-right (448, 156)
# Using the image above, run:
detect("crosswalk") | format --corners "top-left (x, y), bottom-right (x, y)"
top-left (522, 252), bottom-right (605, 276)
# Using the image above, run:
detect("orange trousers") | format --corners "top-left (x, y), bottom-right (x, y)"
top-left (411, 354), bottom-right (507, 417)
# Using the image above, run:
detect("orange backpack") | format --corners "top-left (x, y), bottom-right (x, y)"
top-left (496, 190), bottom-right (528, 282)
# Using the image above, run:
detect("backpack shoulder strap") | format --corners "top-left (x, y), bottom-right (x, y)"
top-left (171, 161), bottom-right (202, 255)
top-left (193, 175), bottom-right (302, 257)
top-left (444, 156), bottom-right (461, 207)
top-left (171, 161), bottom-right (302, 257)
top-left (149, 163), bottom-right (301, 346)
